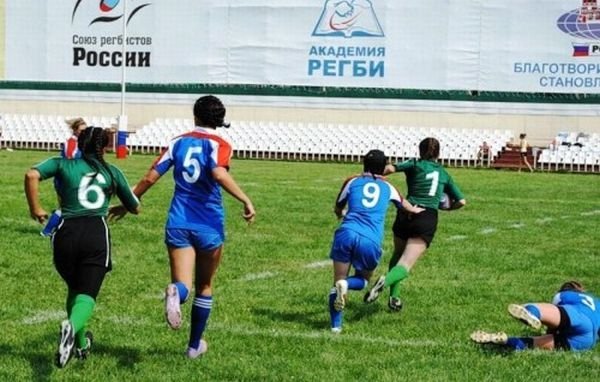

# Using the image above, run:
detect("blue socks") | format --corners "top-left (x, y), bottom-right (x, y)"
top-left (329, 288), bottom-right (342, 329)
top-left (524, 304), bottom-right (541, 320)
top-left (41, 210), bottom-right (62, 236)
top-left (506, 337), bottom-right (533, 350)
top-left (174, 282), bottom-right (189, 303)
top-left (189, 295), bottom-right (212, 350)
top-left (346, 276), bottom-right (367, 290)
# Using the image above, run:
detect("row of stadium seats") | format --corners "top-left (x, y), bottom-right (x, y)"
top-left (129, 118), bottom-right (512, 166)
top-left (1, 113), bottom-right (599, 172)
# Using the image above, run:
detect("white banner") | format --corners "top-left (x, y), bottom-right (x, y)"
top-left (2, 0), bottom-right (600, 93)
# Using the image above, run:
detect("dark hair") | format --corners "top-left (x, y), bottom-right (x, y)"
top-left (78, 126), bottom-right (116, 195)
top-left (363, 149), bottom-right (387, 175)
top-left (419, 137), bottom-right (440, 160)
top-left (519, 133), bottom-right (526, 139)
top-left (559, 280), bottom-right (585, 292)
top-left (193, 95), bottom-right (226, 128)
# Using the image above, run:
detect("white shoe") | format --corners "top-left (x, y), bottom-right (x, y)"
top-left (470, 330), bottom-right (508, 345)
top-left (331, 327), bottom-right (342, 334)
top-left (186, 339), bottom-right (208, 359)
top-left (55, 320), bottom-right (75, 368)
top-left (165, 284), bottom-right (182, 330)
top-left (334, 280), bottom-right (348, 312)
top-left (508, 304), bottom-right (542, 330)
top-left (364, 276), bottom-right (385, 303)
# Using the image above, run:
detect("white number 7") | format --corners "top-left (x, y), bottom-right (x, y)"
top-left (426, 171), bottom-right (439, 196)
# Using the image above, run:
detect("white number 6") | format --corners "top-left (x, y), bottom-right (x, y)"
top-left (78, 173), bottom-right (107, 209)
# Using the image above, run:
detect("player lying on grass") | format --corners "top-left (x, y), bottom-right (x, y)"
top-left (364, 137), bottom-right (466, 312)
top-left (25, 127), bottom-right (140, 368)
top-left (328, 149), bottom-right (424, 333)
top-left (471, 281), bottom-right (600, 351)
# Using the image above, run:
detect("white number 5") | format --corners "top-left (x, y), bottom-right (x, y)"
top-left (183, 147), bottom-right (203, 183)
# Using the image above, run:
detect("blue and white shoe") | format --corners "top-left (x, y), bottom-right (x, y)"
top-left (508, 304), bottom-right (542, 330)
top-left (165, 284), bottom-right (182, 330)
top-left (186, 339), bottom-right (208, 359)
top-left (55, 320), bottom-right (75, 368)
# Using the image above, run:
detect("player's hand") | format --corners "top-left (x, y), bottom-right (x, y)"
top-left (30, 208), bottom-right (48, 224)
top-left (383, 164), bottom-right (395, 175)
top-left (108, 205), bottom-right (128, 222)
top-left (243, 202), bottom-right (256, 224)
top-left (410, 206), bottom-right (425, 214)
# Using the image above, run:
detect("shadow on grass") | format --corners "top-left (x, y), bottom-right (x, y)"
top-left (473, 343), bottom-right (515, 357)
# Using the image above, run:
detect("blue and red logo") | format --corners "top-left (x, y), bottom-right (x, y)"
top-left (312, 0), bottom-right (384, 38)
top-left (557, 0), bottom-right (600, 56)
top-left (72, 0), bottom-right (151, 26)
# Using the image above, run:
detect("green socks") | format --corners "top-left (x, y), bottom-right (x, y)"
top-left (385, 265), bottom-right (409, 298)
top-left (67, 294), bottom-right (96, 348)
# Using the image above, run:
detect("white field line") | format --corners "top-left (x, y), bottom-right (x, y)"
top-left (509, 223), bottom-right (525, 229)
top-left (581, 210), bottom-right (600, 216)
top-left (239, 271), bottom-right (277, 281)
top-left (479, 228), bottom-right (497, 235)
top-left (447, 235), bottom-right (468, 241)
top-left (535, 218), bottom-right (554, 224)
top-left (22, 310), bottom-right (65, 325)
top-left (304, 260), bottom-right (330, 269)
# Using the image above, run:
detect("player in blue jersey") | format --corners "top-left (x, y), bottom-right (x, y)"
top-left (41, 117), bottom-right (88, 237)
top-left (111, 95), bottom-right (255, 358)
top-left (471, 281), bottom-right (600, 351)
top-left (328, 150), bottom-right (424, 333)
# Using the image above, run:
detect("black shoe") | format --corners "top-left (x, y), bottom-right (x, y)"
top-left (55, 320), bottom-right (75, 368)
top-left (75, 331), bottom-right (94, 360)
top-left (388, 297), bottom-right (403, 312)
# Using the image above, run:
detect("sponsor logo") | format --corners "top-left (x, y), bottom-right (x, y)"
top-left (557, 0), bottom-right (600, 56)
top-left (312, 0), bottom-right (384, 38)
top-left (72, 0), bottom-right (151, 26)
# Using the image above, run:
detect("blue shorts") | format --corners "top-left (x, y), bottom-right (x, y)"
top-left (561, 305), bottom-right (597, 351)
top-left (165, 228), bottom-right (223, 252)
top-left (329, 228), bottom-right (382, 272)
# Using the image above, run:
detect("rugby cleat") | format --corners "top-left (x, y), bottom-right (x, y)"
top-left (55, 320), bottom-right (75, 368)
top-left (331, 327), bottom-right (342, 334)
top-left (470, 330), bottom-right (508, 345)
top-left (364, 275), bottom-right (386, 303)
top-left (388, 296), bottom-right (403, 312)
top-left (334, 279), bottom-right (348, 312)
top-left (165, 283), bottom-right (182, 330)
top-left (186, 339), bottom-right (208, 359)
top-left (75, 331), bottom-right (94, 360)
top-left (508, 304), bottom-right (542, 330)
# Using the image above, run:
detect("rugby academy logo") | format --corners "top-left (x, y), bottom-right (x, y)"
top-left (72, 0), bottom-right (151, 26)
top-left (557, 0), bottom-right (600, 56)
top-left (312, 0), bottom-right (384, 38)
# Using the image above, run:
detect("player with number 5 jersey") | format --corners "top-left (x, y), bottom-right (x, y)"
top-left (365, 137), bottom-right (466, 312)
top-left (118, 95), bottom-right (255, 359)
top-left (25, 127), bottom-right (140, 368)
top-left (328, 150), bottom-right (424, 333)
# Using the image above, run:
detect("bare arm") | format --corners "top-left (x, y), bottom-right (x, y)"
top-left (212, 167), bottom-right (255, 222)
top-left (24, 169), bottom-right (48, 223)
top-left (400, 198), bottom-right (425, 214)
top-left (133, 168), bottom-right (162, 199)
top-left (383, 164), bottom-right (396, 176)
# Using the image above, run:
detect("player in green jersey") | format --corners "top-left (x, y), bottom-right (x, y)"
top-left (364, 137), bottom-right (466, 311)
top-left (25, 126), bottom-right (140, 368)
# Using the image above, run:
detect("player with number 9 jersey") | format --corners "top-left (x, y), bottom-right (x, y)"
top-left (328, 150), bottom-right (424, 333)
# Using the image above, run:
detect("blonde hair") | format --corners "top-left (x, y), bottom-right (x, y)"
top-left (66, 117), bottom-right (87, 133)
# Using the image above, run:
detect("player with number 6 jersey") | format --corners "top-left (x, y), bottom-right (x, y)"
top-left (115, 95), bottom-right (255, 359)
top-left (364, 137), bottom-right (466, 312)
top-left (328, 150), bottom-right (424, 333)
top-left (25, 126), bottom-right (140, 368)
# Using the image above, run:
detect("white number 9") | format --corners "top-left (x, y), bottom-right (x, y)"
top-left (183, 147), bottom-right (203, 183)
top-left (362, 182), bottom-right (380, 208)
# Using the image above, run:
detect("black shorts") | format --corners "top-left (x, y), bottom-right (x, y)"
top-left (520, 152), bottom-right (527, 158)
top-left (551, 306), bottom-right (572, 351)
top-left (52, 216), bottom-right (112, 298)
top-left (392, 208), bottom-right (438, 247)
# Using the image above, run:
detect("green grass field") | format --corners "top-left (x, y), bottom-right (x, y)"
top-left (1, 150), bottom-right (599, 381)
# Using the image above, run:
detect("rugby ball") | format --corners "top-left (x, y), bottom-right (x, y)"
top-left (439, 193), bottom-right (452, 210)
